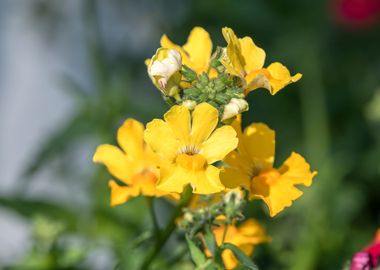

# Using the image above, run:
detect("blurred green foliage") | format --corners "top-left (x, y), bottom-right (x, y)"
top-left (1, 0), bottom-right (379, 269)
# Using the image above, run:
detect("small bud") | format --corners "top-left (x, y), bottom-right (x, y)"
top-left (184, 212), bottom-right (194, 223)
top-left (148, 48), bottom-right (182, 96)
top-left (221, 98), bottom-right (249, 121)
top-left (182, 100), bottom-right (197, 110)
top-left (223, 190), bottom-right (243, 206)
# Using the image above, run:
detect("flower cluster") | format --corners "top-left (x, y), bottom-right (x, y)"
top-left (93, 26), bottom-right (317, 269)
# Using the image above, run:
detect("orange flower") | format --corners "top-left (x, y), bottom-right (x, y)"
top-left (221, 117), bottom-right (317, 217)
top-left (93, 119), bottom-right (177, 206)
top-left (211, 219), bottom-right (269, 269)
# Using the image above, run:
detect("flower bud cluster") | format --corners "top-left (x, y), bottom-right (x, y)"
top-left (148, 46), bottom-right (248, 122)
top-left (180, 190), bottom-right (246, 237)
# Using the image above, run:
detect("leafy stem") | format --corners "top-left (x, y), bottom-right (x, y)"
top-left (139, 186), bottom-right (193, 270)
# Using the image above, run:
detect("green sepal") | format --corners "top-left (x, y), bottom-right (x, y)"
top-left (181, 65), bottom-right (198, 82)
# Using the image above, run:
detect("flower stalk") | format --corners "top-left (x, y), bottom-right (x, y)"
top-left (139, 186), bottom-right (193, 270)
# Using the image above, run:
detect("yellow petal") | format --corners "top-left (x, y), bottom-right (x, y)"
top-left (266, 62), bottom-right (302, 95)
top-left (201, 125), bottom-right (238, 164)
top-left (190, 103), bottom-right (218, 146)
top-left (183, 27), bottom-right (212, 73)
top-left (93, 144), bottom-right (134, 183)
top-left (192, 165), bottom-right (225, 194)
top-left (244, 69), bottom-right (271, 95)
top-left (239, 36), bottom-right (266, 73)
top-left (220, 166), bottom-right (251, 189)
top-left (222, 27), bottom-right (245, 77)
top-left (242, 123), bottom-right (275, 170)
top-left (108, 180), bottom-right (139, 207)
top-left (157, 165), bottom-right (190, 193)
top-left (117, 119), bottom-right (144, 159)
top-left (230, 115), bottom-right (250, 156)
top-left (222, 249), bottom-right (239, 269)
top-left (278, 152), bottom-right (317, 187)
top-left (160, 34), bottom-right (191, 66)
top-left (164, 105), bottom-right (190, 145)
top-left (132, 171), bottom-right (171, 198)
top-left (237, 219), bottom-right (270, 245)
top-left (251, 153), bottom-right (316, 217)
top-left (144, 119), bottom-right (180, 162)
top-left (251, 168), bottom-right (303, 217)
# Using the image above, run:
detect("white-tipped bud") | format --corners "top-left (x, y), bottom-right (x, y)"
top-left (221, 98), bottom-right (249, 121)
top-left (148, 48), bottom-right (182, 96)
top-left (223, 190), bottom-right (243, 205)
top-left (182, 100), bottom-right (197, 110)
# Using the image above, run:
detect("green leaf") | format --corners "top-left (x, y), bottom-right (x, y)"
top-left (204, 227), bottom-right (217, 257)
top-left (186, 235), bottom-right (207, 267)
top-left (221, 243), bottom-right (259, 270)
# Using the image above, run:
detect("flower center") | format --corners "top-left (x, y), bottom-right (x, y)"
top-left (178, 145), bottom-right (200, 155)
top-left (176, 153), bottom-right (206, 171)
top-left (258, 168), bottom-right (281, 185)
top-left (131, 169), bottom-right (157, 185)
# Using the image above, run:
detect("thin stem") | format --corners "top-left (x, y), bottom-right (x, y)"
top-left (221, 223), bottom-right (228, 245)
top-left (146, 197), bottom-right (160, 235)
top-left (139, 186), bottom-right (193, 270)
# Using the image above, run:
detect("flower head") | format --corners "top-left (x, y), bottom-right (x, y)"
top-left (147, 48), bottom-right (182, 96)
top-left (160, 26), bottom-right (213, 75)
top-left (93, 119), bottom-right (176, 206)
top-left (221, 117), bottom-right (317, 217)
top-left (221, 27), bottom-right (302, 96)
top-left (144, 103), bottom-right (238, 194)
top-left (211, 219), bottom-right (269, 269)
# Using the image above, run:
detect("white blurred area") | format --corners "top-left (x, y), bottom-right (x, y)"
top-left (0, 0), bottom-right (79, 264)
top-left (0, 0), bottom-right (186, 267)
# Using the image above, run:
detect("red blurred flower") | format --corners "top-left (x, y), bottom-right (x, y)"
top-left (330, 0), bottom-right (380, 28)
top-left (350, 229), bottom-right (380, 270)
top-left (365, 230), bottom-right (380, 267)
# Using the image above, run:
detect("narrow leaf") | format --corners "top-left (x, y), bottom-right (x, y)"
top-left (186, 235), bottom-right (207, 267)
top-left (221, 243), bottom-right (259, 270)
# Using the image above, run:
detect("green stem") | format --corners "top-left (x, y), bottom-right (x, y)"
top-left (146, 197), bottom-right (160, 235)
top-left (221, 223), bottom-right (228, 245)
top-left (139, 186), bottom-right (193, 270)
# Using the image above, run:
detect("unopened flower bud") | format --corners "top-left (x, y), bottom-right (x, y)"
top-left (184, 212), bottom-right (194, 223)
top-left (223, 190), bottom-right (243, 206)
top-left (148, 48), bottom-right (182, 97)
top-left (182, 100), bottom-right (197, 110)
top-left (221, 98), bottom-right (249, 121)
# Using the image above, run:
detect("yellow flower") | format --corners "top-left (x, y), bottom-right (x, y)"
top-left (211, 219), bottom-right (269, 269)
top-left (160, 26), bottom-right (214, 76)
top-left (221, 117), bottom-right (317, 217)
top-left (147, 48), bottom-right (182, 97)
top-left (93, 119), bottom-right (176, 206)
top-left (221, 27), bottom-right (302, 95)
top-left (144, 103), bottom-right (238, 194)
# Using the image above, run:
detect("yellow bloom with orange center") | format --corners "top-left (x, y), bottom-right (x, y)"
top-left (93, 119), bottom-right (176, 206)
top-left (221, 117), bottom-right (317, 217)
top-left (144, 103), bottom-right (238, 194)
top-left (160, 26), bottom-right (215, 77)
top-left (211, 219), bottom-right (269, 269)
top-left (221, 27), bottom-right (302, 96)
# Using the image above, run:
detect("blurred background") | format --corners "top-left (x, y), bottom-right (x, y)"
top-left (0, 0), bottom-right (379, 269)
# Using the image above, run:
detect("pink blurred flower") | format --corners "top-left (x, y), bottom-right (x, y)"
top-left (350, 229), bottom-right (380, 270)
top-left (330, 0), bottom-right (380, 28)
